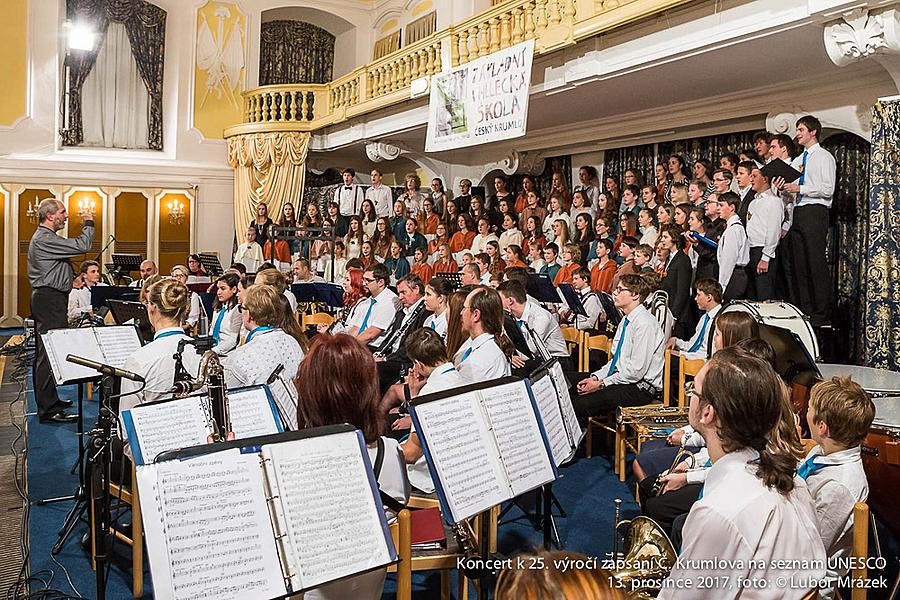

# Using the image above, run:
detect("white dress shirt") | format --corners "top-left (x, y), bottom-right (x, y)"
top-left (454, 332), bottom-right (510, 382)
top-left (661, 448), bottom-right (827, 600)
top-left (674, 304), bottom-right (721, 360)
top-left (282, 288), bottom-right (297, 314)
top-left (519, 301), bottom-right (568, 358)
top-left (640, 225), bottom-right (658, 247)
top-left (119, 327), bottom-right (202, 418)
top-left (746, 188), bottom-right (784, 261)
top-left (67, 286), bottom-right (93, 319)
top-left (221, 327), bottom-right (304, 430)
top-left (366, 184), bottom-right (394, 218)
top-left (716, 214), bottom-right (750, 289)
top-left (334, 184), bottom-right (365, 217)
top-left (423, 310), bottom-right (448, 339)
top-left (210, 303), bottom-right (242, 354)
top-left (471, 233), bottom-right (499, 254)
top-left (573, 288), bottom-right (603, 332)
top-left (802, 445), bottom-right (869, 599)
top-left (791, 143), bottom-right (836, 209)
top-left (233, 242), bottom-right (264, 273)
top-left (186, 292), bottom-right (203, 327)
top-left (591, 304), bottom-right (664, 390)
top-left (498, 228), bottom-right (524, 253)
top-left (349, 287), bottom-right (400, 348)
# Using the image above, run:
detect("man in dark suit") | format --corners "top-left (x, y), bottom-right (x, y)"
top-left (659, 225), bottom-right (694, 340)
top-left (375, 274), bottom-right (431, 394)
top-left (735, 160), bottom-right (756, 223)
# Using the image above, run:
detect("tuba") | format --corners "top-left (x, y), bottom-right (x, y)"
top-left (610, 498), bottom-right (677, 599)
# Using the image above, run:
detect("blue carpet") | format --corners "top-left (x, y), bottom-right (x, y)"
top-left (25, 376), bottom-right (639, 600)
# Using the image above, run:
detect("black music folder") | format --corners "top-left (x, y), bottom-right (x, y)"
top-left (138, 425), bottom-right (397, 599)
top-left (90, 285), bottom-right (139, 309)
top-left (760, 159), bottom-right (802, 184)
top-left (527, 273), bottom-right (561, 304)
top-left (290, 282), bottom-right (345, 308)
top-left (557, 283), bottom-right (587, 317)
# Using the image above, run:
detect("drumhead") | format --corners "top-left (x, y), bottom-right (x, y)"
top-left (721, 300), bottom-right (819, 361)
top-left (871, 396), bottom-right (900, 432)
top-left (818, 364), bottom-right (900, 394)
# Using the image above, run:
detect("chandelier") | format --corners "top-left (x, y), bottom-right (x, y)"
top-left (25, 197), bottom-right (42, 223)
top-left (167, 199), bottom-right (185, 225)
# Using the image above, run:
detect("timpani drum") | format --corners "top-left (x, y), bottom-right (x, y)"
top-left (862, 396), bottom-right (900, 537)
top-left (721, 300), bottom-right (820, 361)
top-left (816, 364), bottom-right (900, 396)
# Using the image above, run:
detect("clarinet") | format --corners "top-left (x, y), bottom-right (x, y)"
top-left (376, 303), bottom-right (424, 357)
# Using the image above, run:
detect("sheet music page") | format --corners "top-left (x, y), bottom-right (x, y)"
top-left (414, 392), bottom-right (508, 522)
top-left (480, 380), bottom-right (556, 496)
top-left (124, 397), bottom-right (212, 465)
top-left (530, 373), bottom-right (569, 466)
top-left (42, 329), bottom-right (106, 384)
top-left (138, 450), bottom-right (285, 600)
top-left (261, 432), bottom-right (392, 591)
top-left (228, 387), bottom-right (282, 439)
top-left (95, 326), bottom-right (142, 367)
top-left (551, 361), bottom-right (583, 448)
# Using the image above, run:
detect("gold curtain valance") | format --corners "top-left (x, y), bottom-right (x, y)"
top-left (227, 131), bottom-right (311, 246)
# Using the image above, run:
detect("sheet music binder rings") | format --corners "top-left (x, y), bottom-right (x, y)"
top-left (409, 376), bottom-right (558, 525)
top-left (140, 426), bottom-right (397, 600)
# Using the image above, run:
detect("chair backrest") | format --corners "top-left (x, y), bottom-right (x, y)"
top-left (851, 501), bottom-right (869, 600)
top-left (587, 334), bottom-right (612, 353)
top-left (561, 326), bottom-right (581, 344)
top-left (302, 312), bottom-right (334, 327)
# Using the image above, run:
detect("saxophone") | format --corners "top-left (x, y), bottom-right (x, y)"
top-left (171, 350), bottom-right (231, 441)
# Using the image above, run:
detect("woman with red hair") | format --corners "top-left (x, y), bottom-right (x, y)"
top-left (295, 333), bottom-right (410, 600)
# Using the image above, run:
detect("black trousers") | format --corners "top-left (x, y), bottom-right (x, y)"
top-left (776, 230), bottom-right (798, 304)
top-left (723, 268), bottom-right (748, 302)
top-left (376, 359), bottom-right (407, 396)
top-left (747, 247), bottom-right (777, 301)
top-left (31, 287), bottom-right (68, 418)
top-left (569, 373), bottom-right (657, 423)
top-left (638, 476), bottom-right (701, 536)
top-left (790, 204), bottom-right (830, 323)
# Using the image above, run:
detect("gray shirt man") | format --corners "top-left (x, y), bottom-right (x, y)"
top-left (28, 222), bottom-right (95, 293)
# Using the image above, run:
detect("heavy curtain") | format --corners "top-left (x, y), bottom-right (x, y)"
top-left (860, 100), bottom-right (900, 370)
top-left (64, 0), bottom-right (166, 150)
top-left (658, 130), bottom-right (758, 172)
top-left (82, 22), bottom-right (150, 148)
top-left (406, 12), bottom-right (437, 45)
top-left (822, 132), bottom-right (870, 365)
top-left (603, 143), bottom-right (655, 188)
top-left (259, 20), bottom-right (334, 86)
top-left (227, 132), bottom-right (311, 244)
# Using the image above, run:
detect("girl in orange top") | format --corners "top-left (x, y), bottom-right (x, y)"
top-left (486, 241), bottom-right (507, 275)
top-left (410, 247), bottom-right (433, 284)
top-left (427, 223), bottom-right (448, 256)
top-left (504, 244), bottom-right (528, 269)
top-left (514, 175), bottom-right (537, 214)
top-left (554, 243), bottom-right (581, 286)
top-left (432, 243), bottom-right (458, 274)
top-left (449, 214), bottom-right (476, 253)
top-left (589, 238), bottom-right (616, 293)
top-left (418, 198), bottom-right (440, 235)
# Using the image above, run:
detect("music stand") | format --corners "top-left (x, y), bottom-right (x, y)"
top-left (90, 286), bottom-right (140, 310)
top-left (198, 252), bottom-right (224, 276)
top-left (527, 273), bottom-right (561, 304)
top-left (433, 272), bottom-right (462, 289)
top-left (290, 282), bottom-right (345, 308)
top-left (107, 300), bottom-right (154, 343)
top-left (557, 283), bottom-right (587, 317)
top-left (111, 253), bottom-right (143, 275)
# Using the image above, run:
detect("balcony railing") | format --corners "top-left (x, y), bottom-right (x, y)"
top-left (224, 0), bottom-right (693, 138)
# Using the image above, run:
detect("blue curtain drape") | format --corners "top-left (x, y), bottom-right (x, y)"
top-left (861, 100), bottom-right (900, 370)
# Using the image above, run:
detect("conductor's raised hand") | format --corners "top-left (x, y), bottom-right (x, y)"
top-left (79, 207), bottom-right (94, 222)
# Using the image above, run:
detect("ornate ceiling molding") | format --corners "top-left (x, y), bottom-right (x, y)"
top-left (824, 7), bottom-right (900, 68)
top-left (480, 150), bottom-right (546, 180)
top-left (365, 142), bottom-right (403, 162)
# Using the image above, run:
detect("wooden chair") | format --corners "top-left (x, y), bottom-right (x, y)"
top-left (90, 461), bottom-right (143, 597)
top-left (388, 507), bottom-right (473, 600)
top-left (584, 334), bottom-right (613, 459)
top-left (301, 312), bottom-right (334, 328)
top-left (851, 501), bottom-right (869, 600)
top-left (676, 354), bottom-right (705, 408)
top-left (560, 326), bottom-right (585, 371)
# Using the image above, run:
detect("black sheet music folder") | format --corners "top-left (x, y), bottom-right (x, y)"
top-left (290, 282), bottom-right (345, 307)
top-left (90, 285), bottom-right (139, 309)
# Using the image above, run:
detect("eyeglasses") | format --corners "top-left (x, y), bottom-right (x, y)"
top-left (363, 277), bottom-right (377, 284)
top-left (685, 381), bottom-right (703, 402)
top-left (613, 285), bottom-right (631, 295)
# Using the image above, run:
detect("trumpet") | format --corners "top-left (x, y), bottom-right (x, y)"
top-left (648, 448), bottom-right (696, 496)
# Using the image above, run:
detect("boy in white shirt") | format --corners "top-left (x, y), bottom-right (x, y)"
top-left (802, 376), bottom-right (876, 600)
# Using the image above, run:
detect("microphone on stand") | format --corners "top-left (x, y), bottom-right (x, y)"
top-left (66, 354), bottom-right (145, 382)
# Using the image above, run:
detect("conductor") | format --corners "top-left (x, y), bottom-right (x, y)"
top-left (27, 199), bottom-right (95, 423)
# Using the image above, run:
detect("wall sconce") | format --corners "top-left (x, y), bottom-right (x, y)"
top-left (78, 197), bottom-right (95, 218)
top-left (25, 197), bottom-right (42, 223)
top-left (168, 199), bottom-right (185, 225)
